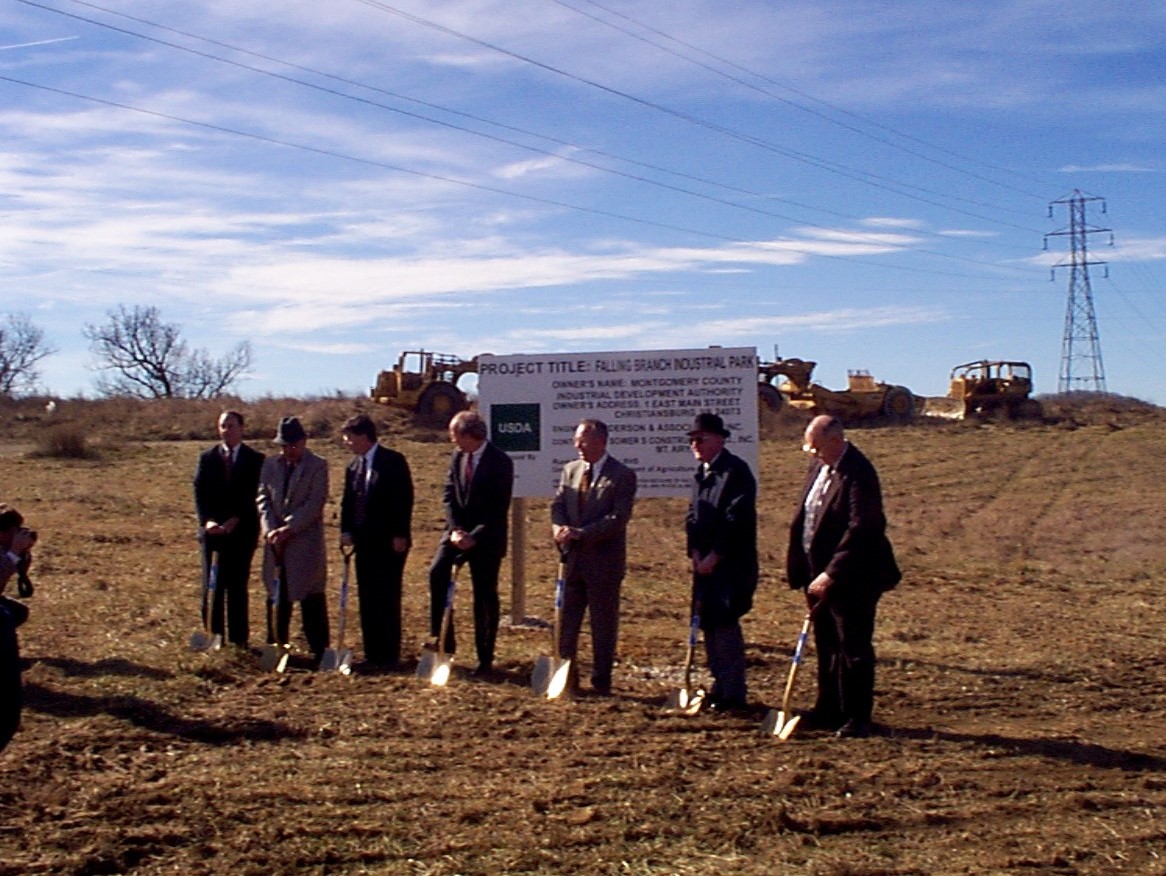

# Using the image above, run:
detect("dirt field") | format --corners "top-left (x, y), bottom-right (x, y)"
top-left (2, 402), bottom-right (1165, 875)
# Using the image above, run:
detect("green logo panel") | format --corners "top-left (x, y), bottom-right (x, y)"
top-left (491, 403), bottom-right (540, 452)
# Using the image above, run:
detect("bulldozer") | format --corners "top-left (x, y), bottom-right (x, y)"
top-left (370, 350), bottom-right (478, 425)
top-left (757, 356), bottom-right (914, 423)
top-left (921, 360), bottom-right (1041, 420)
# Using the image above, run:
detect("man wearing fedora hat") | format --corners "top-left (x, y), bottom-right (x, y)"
top-left (257, 416), bottom-right (330, 665)
top-left (685, 412), bottom-right (758, 712)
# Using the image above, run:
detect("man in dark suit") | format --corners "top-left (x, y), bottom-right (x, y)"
top-left (427, 410), bottom-right (514, 675)
top-left (340, 414), bottom-right (413, 669)
top-left (193, 410), bottom-right (264, 648)
top-left (787, 415), bottom-right (900, 739)
top-left (551, 418), bottom-right (637, 695)
top-left (685, 412), bottom-right (758, 712)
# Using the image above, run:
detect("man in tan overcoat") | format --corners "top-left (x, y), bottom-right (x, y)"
top-left (257, 416), bottom-right (330, 665)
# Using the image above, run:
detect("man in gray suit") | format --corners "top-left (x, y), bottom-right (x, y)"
top-left (550, 418), bottom-right (637, 695)
top-left (258, 416), bottom-right (330, 666)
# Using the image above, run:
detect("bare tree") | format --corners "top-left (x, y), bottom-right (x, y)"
top-left (0, 313), bottom-right (55, 397)
top-left (83, 305), bottom-right (252, 399)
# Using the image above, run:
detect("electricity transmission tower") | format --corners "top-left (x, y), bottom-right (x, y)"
top-left (1045, 189), bottom-right (1110, 394)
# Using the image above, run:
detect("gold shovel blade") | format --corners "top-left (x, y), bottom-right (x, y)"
top-left (189, 631), bottom-right (223, 652)
top-left (546, 659), bottom-right (571, 700)
top-left (417, 651), bottom-right (453, 686)
top-left (761, 709), bottom-right (801, 740)
top-left (531, 655), bottom-right (552, 696)
top-left (260, 643), bottom-right (289, 673)
top-left (319, 647), bottom-right (352, 674)
top-left (664, 687), bottom-right (706, 714)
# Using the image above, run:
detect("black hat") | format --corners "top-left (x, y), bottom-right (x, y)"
top-left (273, 416), bottom-right (307, 445)
top-left (687, 413), bottom-right (730, 439)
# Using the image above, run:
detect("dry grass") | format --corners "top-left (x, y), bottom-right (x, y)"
top-left (1, 396), bottom-right (1165, 875)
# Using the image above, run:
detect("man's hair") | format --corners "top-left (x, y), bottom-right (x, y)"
top-left (220, 410), bottom-right (245, 427)
top-left (450, 410), bottom-right (488, 441)
top-left (342, 414), bottom-right (378, 442)
top-left (0, 505), bottom-right (23, 533)
top-left (577, 418), bottom-right (609, 441)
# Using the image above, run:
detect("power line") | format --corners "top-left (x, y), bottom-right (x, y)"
top-left (20, 0), bottom-right (1040, 259)
top-left (348, 0), bottom-right (1047, 236)
top-left (554, 0), bottom-right (1051, 205)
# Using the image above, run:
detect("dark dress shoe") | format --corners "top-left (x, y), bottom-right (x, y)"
top-left (835, 719), bottom-right (872, 739)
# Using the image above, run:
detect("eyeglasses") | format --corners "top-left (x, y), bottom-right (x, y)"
top-left (801, 443), bottom-right (818, 454)
top-left (688, 435), bottom-right (706, 445)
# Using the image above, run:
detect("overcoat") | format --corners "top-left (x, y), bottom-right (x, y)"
top-left (686, 448), bottom-right (758, 626)
top-left (258, 449), bottom-right (328, 602)
top-left (786, 443), bottom-right (900, 598)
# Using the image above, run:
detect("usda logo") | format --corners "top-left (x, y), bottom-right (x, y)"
top-left (491, 403), bottom-right (540, 452)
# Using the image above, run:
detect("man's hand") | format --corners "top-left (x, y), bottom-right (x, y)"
top-left (11, 530), bottom-right (35, 554)
top-left (450, 530), bottom-right (476, 551)
top-left (392, 537), bottom-right (409, 554)
top-left (692, 550), bottom-right (719, 577)
top-left (807, 572), bottom-right (833, 600)
top-left (340, 533), bottom-right (355, 549)
top-left (552, 524), bottom-right (580, 547)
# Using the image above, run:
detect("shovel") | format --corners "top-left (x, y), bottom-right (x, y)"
top-left (761, 612), bottom-right (813, 740)
top-left (260, 559), bottom-right (290, 673)
top-left (417, 563), bottom-right (459, 686)
top-left (189, 550), bottom-right (223, 652)
top-left (664, 610), bottom-right (705, 714)
top-left (531, 562), bottom-right (572, 699)
top-left (320, 546), bottom-right (354, 674)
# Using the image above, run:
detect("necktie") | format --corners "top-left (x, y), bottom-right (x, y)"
top-left (577, 463), bottom-right (592, 515)
top-left (354, 455), bottom-right (369, 527)
top-left (802, 465), bottom-right (830, 555)
top-left (464, 452), bottom-right (474, 489)
top-left (222, 446), bottom-right (233, 481)
top-left (282, 462), bottom-right (295, 501)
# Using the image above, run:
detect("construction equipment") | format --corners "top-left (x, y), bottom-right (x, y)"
top-left (922, 360), bottom-right (1041, 420)
top-left (757, 356), bottom-right (914, 423)
top-left (370, 350), bottom-right (477, 425)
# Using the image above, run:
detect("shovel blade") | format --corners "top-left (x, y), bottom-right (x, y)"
top-left (531, 655), bottom-right (553, 696)
top-left (664, 687), bottom-right (706, 714)
top-left (189, 631), bottom-right (211, 652)
top-left (260, 644), bottom-right (289, 673)
top-left (761, 708), bottom-right (801, 741)
top-left (545, 659), bottom-right (571, 700)
top-left (319, 647), bottom-right (352, 674)
top-left (417, 650), bottom-right (453, 685)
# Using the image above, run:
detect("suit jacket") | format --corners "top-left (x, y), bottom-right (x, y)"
top-left (440, 441), bottom-right (513, 558)
top-left (193, 442), bottom-right (264, 546)
top-left (686, 448), bottom-right (758, 624)
top-left (786, 442), bottom-right (900, 598)
top-left (550, 455), bottom-right (637, 585)
top-left (258, 449), bottom-right (328, 601)
top-left (340, 444), bottom-right (414, 548)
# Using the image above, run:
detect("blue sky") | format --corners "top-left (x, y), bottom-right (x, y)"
top-left (4, 0), bottom-right (1165, 403)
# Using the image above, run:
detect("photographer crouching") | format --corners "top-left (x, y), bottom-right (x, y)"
top-left (1, 504), bottom-right (35, 753)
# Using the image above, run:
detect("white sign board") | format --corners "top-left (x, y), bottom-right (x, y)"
top-left (478, 347), bottom-right (759, 498)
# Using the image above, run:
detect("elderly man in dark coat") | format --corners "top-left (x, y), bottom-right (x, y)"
top-left (787, 415), bottom-right (900, 738)
top-left (685, 413), bottom-right (758, 713)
